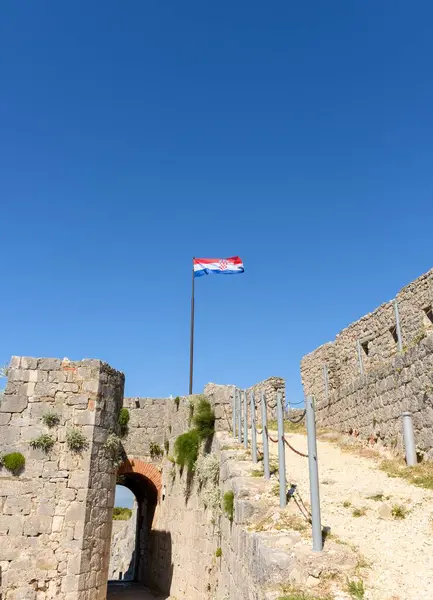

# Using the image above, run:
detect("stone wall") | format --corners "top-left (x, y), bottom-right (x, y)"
top-left (205, 376), bottom-right (286, 431)
top-left (108, 503), bottom-right (137, 581)
top-left (301, 268), bottom-right (433, 453)
top-left (2, 363), bottom-right (293, 600)
top-left (0, 357), bottom-right (124, 600)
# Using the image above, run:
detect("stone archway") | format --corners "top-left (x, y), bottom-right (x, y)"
top-left (118, 458), bottom-right (162, 500)
top-left (108, 458), bottom-right (163, 593)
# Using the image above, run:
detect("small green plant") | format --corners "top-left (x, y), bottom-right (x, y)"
top-left (188, 400), bottom-right (195, 425)
top-left (30, 434), bottom-right (55, 453)
top-left (42, 411), bottom-right (60, 428)
top-left (118, 408), bottom-right (130, 435)
top-left (167, 455), bottom-right (176, 463)
top-left (66, 428), bottom-right (89, 453)
top-left (215, 547), bottom-right (222, 558)
top-left (343, 500), bottom-right (352, 508)
top-left (277, 587), bottom-right (333, 600)
top-left (352, 507), bottom-right (367, 518)
top-left (272, 483), bottom-right (280, 497)
top-left (2, 452), bottom-right (25, 475)
top-left (347, 578), bottom-right (365, 599)
top-left (192, 396), bottom-right (215, 440)
top-left (366, 493), bottom-right (386, 502)
top-left (164, 439), bottom-right (169, 454)
top-left (174, 396), bottom-right (180, 410)
top-left (412, 329), bottom-right (426, 346)
top-left (223, 490), bottom-right (234, 522)
top-left (103, 433), bottom-right (124, 466)
top-left (112, 507), bottom-right (132, 521)
top-left (391, 504), bottom-right (407, 519)
top-left (149, 441), bottom-right (163, 459)
top-left (174, 430), bottom-right (200, 471)
top-left (380, 458), bottom-right (433, 489)
top-left (250, 468), bottom-right (263, 477)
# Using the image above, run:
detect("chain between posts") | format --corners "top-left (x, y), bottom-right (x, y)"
top-left (230, 387), bottom-right (321, 551)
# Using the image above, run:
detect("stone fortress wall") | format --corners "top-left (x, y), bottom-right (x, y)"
top-left (0, 357), bottom-right (124, 600)
top-left (301, 268), bottom-right (433, 455)
top-left (1, 359), bottom-right (287, 600)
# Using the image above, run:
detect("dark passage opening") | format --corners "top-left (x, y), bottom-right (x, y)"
top-left (108, 473), bottom-right (158, 590)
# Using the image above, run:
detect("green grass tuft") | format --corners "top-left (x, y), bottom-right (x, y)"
top-left (223, 490), bottom-right (234, 522)
top-left (391, 504), bottom-right (408, 519)
top-left (41, 411), bottom-right (60, 428)
top-left (192, 396), bottom-right (215, 440)
top-left (347, 579), bottom-right (365, 599)
top-left (118, 408), bottom-right (130, 435)
top-left (30, 434), bottom-right (55, 453)
top-left (66, 428), bottom-right (89, 453)
top-left (2, 452), bottom-right (25, 475)
top-left (174, 430), bottom-right (200, 471)
top-left (380, 459), bottom-right (433, 490)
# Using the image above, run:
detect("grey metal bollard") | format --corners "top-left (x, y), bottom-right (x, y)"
top-left (243, 390), bottom-right (248, 449)
top-left (237, 389), bottom-right (242, 444)
top-left (261, 391), bottom-right (270, 480)
top-left (306, 396), bottom-right (322, 551)
top-left (277, 390), bottom-right (286, 508)
top-left (402, 411), bottom-right (417, 466)
top-left (251, 391), bottom-right (258, 463)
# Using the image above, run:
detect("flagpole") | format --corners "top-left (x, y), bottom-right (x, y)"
top-left (189, 258), bottom-right (195, 395)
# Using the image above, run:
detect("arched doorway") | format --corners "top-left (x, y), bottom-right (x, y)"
top-left (108, 459), bottom-right (161, 593)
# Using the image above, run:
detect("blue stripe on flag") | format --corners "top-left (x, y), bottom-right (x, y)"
top-left (194, 268), bottom-right (244, 278)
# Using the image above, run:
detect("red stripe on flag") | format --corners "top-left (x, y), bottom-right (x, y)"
top-left (194, 256), bottom-right (243, 265)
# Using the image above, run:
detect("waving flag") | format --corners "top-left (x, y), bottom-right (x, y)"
top-left (193, 256), bottom-right (245, 278)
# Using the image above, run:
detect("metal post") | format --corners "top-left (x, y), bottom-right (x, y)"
top-left (189, 260), bottom-right (195, 394)
top-left (261, 391), bottom-right (270, 479)
top-left (251, 391), bottom-right (257, 463)
top-left (243, 390), bottom-right (248, 449)
top-left (277, 390), bottom-right (286, 508)
top-left (402, 412), bottom-right (417, 466)
top-left (394, 299), bottom-right (403, 353)
top-left (232, 386), bottom-right (236, 438)
top-left (306, 396), bottom-right (322, 551)
top-left (323, 364), bottom-right (329, 403)
top-left (357, 340), bottom-right (364, 375)
top-left (237, 389), bottom-right (242, 444)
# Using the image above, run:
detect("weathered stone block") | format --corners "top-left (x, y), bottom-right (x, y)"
top-left (38, 358), bottom-right (61, 371)
top-left (23, 515), bottom-right (53, 536)
top-left (66, 394), bottom-right (88, 406)
top-left (68, 471), bottom-right (89, 490)
top-left (0, 412), bottom-right (11, 425)
top-left (0, 395), bottom-right (28, 413)
top-left (4, 495), bottom-right (32, 516)
top-left (21, 357), bottom-right (38, 370)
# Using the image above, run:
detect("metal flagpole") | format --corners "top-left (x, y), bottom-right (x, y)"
top-left (189, 259), bottom-right (195, 395)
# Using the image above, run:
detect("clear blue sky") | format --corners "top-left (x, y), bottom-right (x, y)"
top-left (1, 1), bottom-right (432, 408)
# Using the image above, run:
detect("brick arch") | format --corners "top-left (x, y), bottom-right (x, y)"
top-left (118, 458), bottom-right (162, 499)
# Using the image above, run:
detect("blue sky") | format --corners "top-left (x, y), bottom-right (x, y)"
top-left (1, 1), bottom-right (433, 417)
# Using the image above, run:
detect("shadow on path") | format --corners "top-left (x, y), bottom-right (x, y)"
top-left (107, 582), bottom-right (170, 600)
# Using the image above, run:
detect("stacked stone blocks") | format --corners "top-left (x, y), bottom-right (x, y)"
top-left (301, 268), bottom-right (433, 453)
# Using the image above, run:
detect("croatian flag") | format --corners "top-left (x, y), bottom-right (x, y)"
top-left (193, 256), bottom-right (245, 278)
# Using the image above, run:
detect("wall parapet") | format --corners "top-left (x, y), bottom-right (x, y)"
top-left (301, 268), bottom-right (433, 455)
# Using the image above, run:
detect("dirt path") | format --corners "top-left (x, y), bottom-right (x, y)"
top-left (267, 432), bottom-right (433, 600)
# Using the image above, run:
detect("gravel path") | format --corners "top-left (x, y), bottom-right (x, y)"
top-left (268, 432), bottom-right (433, 600)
